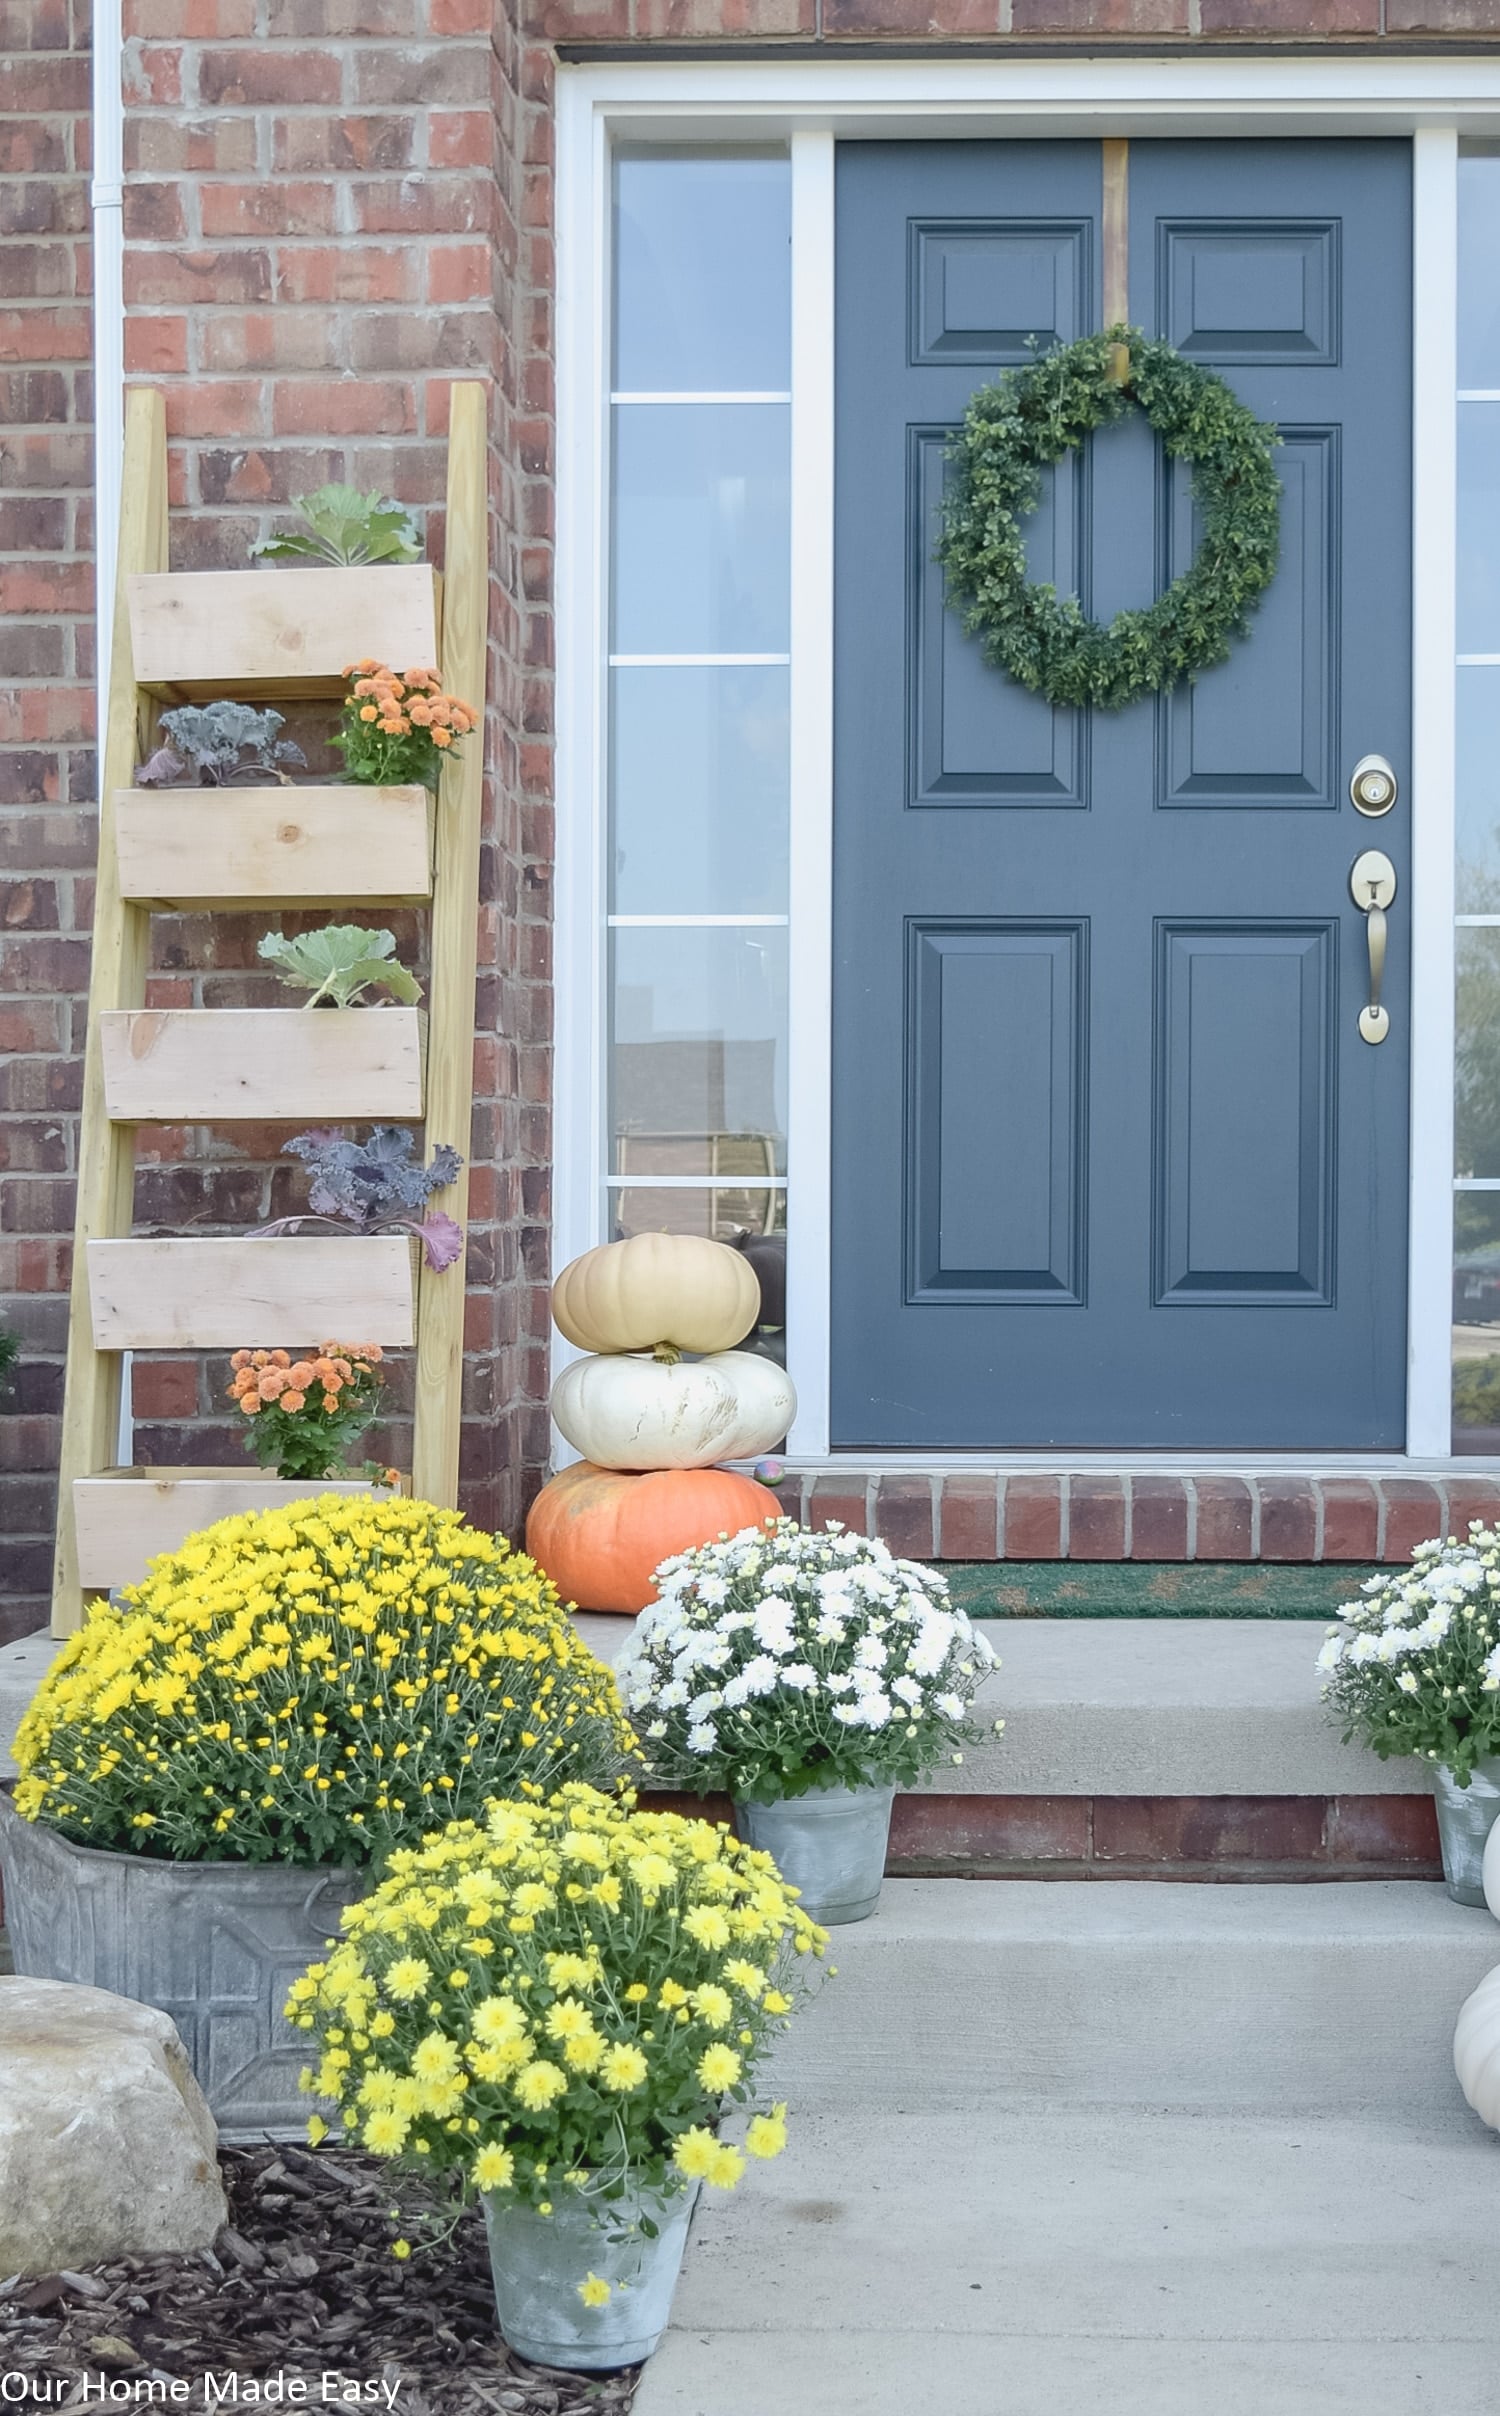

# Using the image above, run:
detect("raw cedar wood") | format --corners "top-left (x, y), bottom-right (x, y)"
top-left (3, 0), bottom-right (1499, 1632)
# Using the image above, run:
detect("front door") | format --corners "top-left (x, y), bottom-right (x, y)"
top-left (831, 139), bottom-right (1412, 1449)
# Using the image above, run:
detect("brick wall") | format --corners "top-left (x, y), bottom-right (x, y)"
top-left (0, 0), bottom-right (557, 1636)
top-left (0, 0), bottom-right (93, 1642)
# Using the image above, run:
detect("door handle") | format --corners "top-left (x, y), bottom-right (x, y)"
top-left (1350, 849), bottom-right (1397, 1045)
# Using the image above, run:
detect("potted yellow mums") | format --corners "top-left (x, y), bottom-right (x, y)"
top-left (0, 1495), bottom-right (635, 2137)
top-left (289, 1783), bottom-right (827, 2368)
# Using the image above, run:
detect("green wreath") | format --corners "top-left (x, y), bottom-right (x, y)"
top-left (937, 326), bottom-right (1281, 713)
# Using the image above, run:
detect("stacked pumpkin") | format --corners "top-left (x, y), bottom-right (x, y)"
top-left (525, 1234), bottom-right (795, 1615)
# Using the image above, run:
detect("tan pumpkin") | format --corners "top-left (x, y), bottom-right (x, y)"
top-left (551, 1233), bottom-right (759, 1358)
top-left (550, 1349), bottom-right (796, 1472)
top-left (525, 1461), bottom-right (777, 1614)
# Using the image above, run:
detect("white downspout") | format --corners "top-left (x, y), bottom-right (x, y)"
top-left (90, 0), bottom-right (130, 1469)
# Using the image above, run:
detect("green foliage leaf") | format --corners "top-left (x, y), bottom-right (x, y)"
top-left (256, 923), bottom-right (421, 1009)
top-left (936, 327), bottom-right (1282, 713)
top-left (254, 485), bottom-right (422, 567)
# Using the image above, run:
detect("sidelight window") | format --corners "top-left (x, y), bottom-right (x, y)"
top-left (604, 150), bottom-right (792, 1272)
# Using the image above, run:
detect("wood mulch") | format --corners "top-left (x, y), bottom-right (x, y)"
top-left (0, 2144), bottom-right (641, 2414)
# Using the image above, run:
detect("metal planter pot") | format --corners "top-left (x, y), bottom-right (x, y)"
top-left (0, 1790), bottom-right (361, 2140)
top-left (1432, 1758), bottom-right (1500, 1907)
top-left (481, 2181), bottom-right (699, 2369)
top-left (733, 1781), bottom-right (895, 1925)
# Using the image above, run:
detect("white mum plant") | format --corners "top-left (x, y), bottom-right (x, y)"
top-left (1319, 1526), bottom-right (1500, 1785)
top-left (615, 1519), bottom-right (1001, 1803)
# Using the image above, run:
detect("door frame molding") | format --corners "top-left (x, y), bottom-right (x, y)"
top-left (555, 59), bottom-right (1490, 1462)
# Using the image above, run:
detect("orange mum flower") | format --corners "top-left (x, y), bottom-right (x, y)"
top-left (281, 1390), bottom-right (306, 1415)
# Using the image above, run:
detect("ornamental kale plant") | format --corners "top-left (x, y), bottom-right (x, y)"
top-left (616, 1520), bottom-right (1002, 1805)
top-left (135, 702), bottom-right (306, 788)
top-left (1319, 1528), bottom-right (1500, 1784)
top-left (257, 925), bottom-right (420, 1009)
top-left (253, 485), bottom-right (421, 568)
top-left (258, 1125), bottom-right (464, 1269)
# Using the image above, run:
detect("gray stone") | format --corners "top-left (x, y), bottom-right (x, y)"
top-left (0, 1977), bottom-right (227, 2276)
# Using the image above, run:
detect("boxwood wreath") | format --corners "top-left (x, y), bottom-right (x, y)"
top-left (937, 326), bottom-right (1281, 713)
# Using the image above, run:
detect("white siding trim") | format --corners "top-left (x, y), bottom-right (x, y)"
top-left (1408, 125), bottom-right (1459, 1458)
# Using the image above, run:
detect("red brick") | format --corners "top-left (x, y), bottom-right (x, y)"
top-left (354, 177), bottom-right (493, 237)
top-left (199, 180), bottom-right (338, 240)
top-left (198, 310), bottom-right (339, 373)
top-left (273, 244), bottom-right (418, 307)
top-left (123, 313), bottom-right (188, 374)
top-left (633, 0), bottom-right (813, 25)
top-left (1381, 1479), bottom-right (1446, 1564)
top-left (163, 378), bottom-right (266, 438)
top-left (1203, 0), bottom-right (1375, 19)
top-left (1003, 1475), bottom-right (1062, 1560)
top-left (1069, 1476), bottom-right (1125, 1560)
top-left (196, 47), bottom-right (343, 105)
top-left (888, 1796), bottom-right (1089, 1866)
top-left (1326, 1796), bottom-right (1441, 1868)
top-left (0, 55), bottom-right (89, 110)
top-left (1194, 1476), bottom-right (1253, 1560)
top-left (1257, 1479), bottom-right (1317, 1562)
top-left (1446, 1480), bottom-right (1500, 1542)
top-left (270, 378), bottom-right (416, 437)
top-left (1321, 1479), bottom-right (1379, 1562)
top-left (131, 1358), bottom-right (201, 1419)
top-left (1130, 1476), bottom-right (1188, 1560)
top-left (1094, 1797), bottom-right (1327, 1865)
top-left (0, 306), bottom-right (92, 364)
top-left (124, 248), bottom-right (273, 307)
top-left (429, 112), bottom-right (495, 171)
top-left (938, 1474), bottom-right (997, 1561)
top-left (1014, 0), bottom-right (1185, 22)
top-left (1388, 0), bottom-right (1500, 16)
top-left (807, 1476), bottom-right (868, 1536)
top-left (874, 1476), bottom-right (935, 1560)
top-left (427, 243), bottom-right (496, 305)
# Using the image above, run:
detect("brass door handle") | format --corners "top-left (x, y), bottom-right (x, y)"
top-left (1350, 849), bottom-right (1396, 1045)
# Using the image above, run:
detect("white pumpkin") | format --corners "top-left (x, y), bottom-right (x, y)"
top-left (1454, 1962), bottom-right (1500, 2128)
top-left (1482, 1815), bottom-right (1500, 1921)
top-left (550, 1349), bottom-right (796, 1473)
top-left (552, 1233), bottom-right (760, 1358)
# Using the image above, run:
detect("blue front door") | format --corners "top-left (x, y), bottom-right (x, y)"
top-left (831, 139), bottom-right (1412, 1448)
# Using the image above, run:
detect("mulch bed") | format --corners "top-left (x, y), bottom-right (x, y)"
top-left (0, 2144), bottom-right (641, 2414)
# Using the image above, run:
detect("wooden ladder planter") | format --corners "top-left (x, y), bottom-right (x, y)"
top-left (51, 384), bottom-right (489, 1628)
top-left (73, 1468), bottom-right (407, 1592)
top-left (113, 785), bottom-right (435, 911)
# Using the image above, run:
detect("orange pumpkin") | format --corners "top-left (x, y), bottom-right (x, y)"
top-left (526, 1461), bottom-right (776, 1615)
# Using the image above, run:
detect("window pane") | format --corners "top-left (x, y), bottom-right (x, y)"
top-left (611, 404), bottom-right (790, 658)
top-left (1458, 665), bottom-right (1500, 908)
top-left (613, 153), bottom-right (791, 394)
top-left (1456, 926), bottom-right (1500, 1177)
top-left (611, 666), bottom-right (789, 918)
top-left (1460, 158), bottom-right (1500, 390)
top-left (610, 925), bottom-right (788, 1180)
top-left (1458, 404), bottom-right (1500, 655)
top-left (1455, 1191), bottom-right (1500, 1450)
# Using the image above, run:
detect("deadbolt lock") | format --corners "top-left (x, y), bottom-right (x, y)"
top-left (1350, 754), bottom-right (1399, 818)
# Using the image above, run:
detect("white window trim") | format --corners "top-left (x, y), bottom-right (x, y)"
top-left (554, 59), bottom-right (1500, 1466)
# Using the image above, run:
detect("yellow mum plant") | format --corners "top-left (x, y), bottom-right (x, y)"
top-left (288, 1783), bottom-right (827, 2215)
top-left (13, 1496), bottom-right (637, 1866)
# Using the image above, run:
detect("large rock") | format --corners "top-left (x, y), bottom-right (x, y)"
top-left (0, 1977), bottom-right (228, 2276)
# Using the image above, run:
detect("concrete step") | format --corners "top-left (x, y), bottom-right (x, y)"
top-left (638, 2104), bottom-right (1500, 2416)
top-left (757, 1880), bottom-right (1497, 2117)
top-left (578, 1613), bottom-right (1421, 1799)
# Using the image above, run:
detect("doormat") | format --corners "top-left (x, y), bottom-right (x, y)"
top-left (935, 1561), bottom-right (1374, 1619)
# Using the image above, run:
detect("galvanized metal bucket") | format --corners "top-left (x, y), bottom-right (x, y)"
top-left (733, 1781), bottom-right (895, 1924)
top-left (0, 1790), bottom-right (361, 2139)
top-left (481, 2180), bottom-right (699, 2369)
top-left (1432, 1758), bottom-right (1500, 1907)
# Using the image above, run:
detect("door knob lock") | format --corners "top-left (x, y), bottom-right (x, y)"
top-left (1350, 848), bottom-right (1397, 1045)
top-left (1350, 754), bottom-right (1398, 817)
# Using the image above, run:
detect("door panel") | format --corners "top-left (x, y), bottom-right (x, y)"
top-left (831, 139), bottom-right (1412, 1448)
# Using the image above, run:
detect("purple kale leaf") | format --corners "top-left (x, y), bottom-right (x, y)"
top-left (283, 1127), bottom-right (463, 1267)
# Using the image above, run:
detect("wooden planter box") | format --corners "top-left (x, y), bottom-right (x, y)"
top-left (100, 1007), bottom-right (425, 1123)
top-left (112, 785), bottom-right (434, 910)
top-left (86, 1235), bottom-right (419, 1350)
top-left (72, 1468), bottom-right (404, 1592)
top-left (127, 565), bottom-right (440, 700)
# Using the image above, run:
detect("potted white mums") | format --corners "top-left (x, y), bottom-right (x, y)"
top-left (290, 1784), bottom-right (826, 2368)
top-left (616, 1519), bottom-right (1000, 1924)
top-left (1319, 1525), bottom-right (1500, 1903)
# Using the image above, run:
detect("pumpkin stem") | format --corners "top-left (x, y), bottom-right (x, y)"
top-left (651, 1342), bottom-right (682, 1367)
